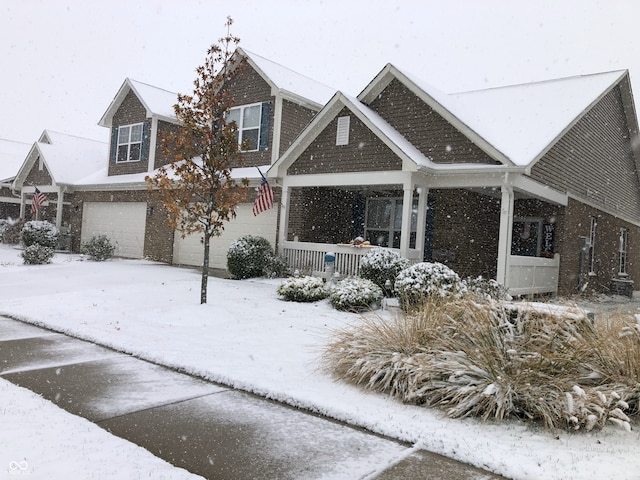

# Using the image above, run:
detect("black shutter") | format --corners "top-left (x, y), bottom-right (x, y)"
top-left (109, 127), bottom-right (118, 163)
top-left (259, 101), bottom-right (271, 151)
top-left (141, 120), bottom-right (151, 163)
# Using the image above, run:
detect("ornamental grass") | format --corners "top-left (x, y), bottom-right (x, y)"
top-left (323, 297), bottom-right (640, 431)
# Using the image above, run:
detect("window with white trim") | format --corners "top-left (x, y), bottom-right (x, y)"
top-left (365, 197), bottom-right (417, 249)
top-left (116, 123), bottom-right (143, 162)
top-left (227, 103), bottom-right (262, 152)
top-left (619, 227), bottom-right (629, 275)
top-left (336, 116), bottom-right (350, 146)
top-left (588, 216), bottom-right (597, 274)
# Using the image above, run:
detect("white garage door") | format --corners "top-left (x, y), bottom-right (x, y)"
top-left (173, 203), bottom-right (278, 269)
top-left (81, 202), bottom-right (147, 259)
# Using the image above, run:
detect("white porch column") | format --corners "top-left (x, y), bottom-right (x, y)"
top-left (277, 182), bottom-right (290, 256)
top-left (399, 181), bottom-right (414, 258)
top-left (415, 186), bottom-right (428, 257)
top-left (496, 176), bottom-right (515, 286)
top-left (55, 187), bottom-right (64, 229)
top-left (19, 191), bottom-right (26, 219)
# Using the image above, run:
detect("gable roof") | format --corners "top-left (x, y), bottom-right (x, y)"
top-left (13, 130), bottom-right (107, 188)
top-left (238, 48), bottom-right (338, 109)
top-left (98, 78), bottom-right (179, 128)
top-left (0, 138), bottom-right (32, 183)
top-left (359, 65), bottom-right (632, 167)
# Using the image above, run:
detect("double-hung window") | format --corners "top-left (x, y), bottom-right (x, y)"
top-left (117, 123), bottom-right (143, 162)
top-left (227, 103), bottom-right (262, 152)
top-left (618, 227), bottom-right (629, 276)
top-left (365, 197), bottom-right (418, 249)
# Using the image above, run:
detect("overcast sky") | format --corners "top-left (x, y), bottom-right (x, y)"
top-left (1, 0), bottom-right (639, 145)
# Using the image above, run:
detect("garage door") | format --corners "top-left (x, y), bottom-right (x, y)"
top-left (173, 203), bottom-right (278, 269)
top-left (81, 202), bottom-right (147, 258)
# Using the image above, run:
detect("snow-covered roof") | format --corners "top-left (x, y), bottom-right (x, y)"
top-left (0, 138), bottom-right (31, 182)
top-left (13, 130), bottom-right (107, 187)
top-left (240, 48), bottom-right (338, 108)
top-left (98, 78), bottom-right (179, 128)
top-left (368, 65), bottom-right (627, 167)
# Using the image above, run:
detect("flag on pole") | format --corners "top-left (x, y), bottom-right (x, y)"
top-left (31, 187), bottom-right (47, 215)
top-left (252, 168), bottom-right (273, 216)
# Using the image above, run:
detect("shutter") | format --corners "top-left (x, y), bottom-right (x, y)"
top-left (141, 121), bottom-right (151, 162)
top-left (109, 127), bottom-right (118, 163)
top-left (259, 101), bottom-right (271, 151)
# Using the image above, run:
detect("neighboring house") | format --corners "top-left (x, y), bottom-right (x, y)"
top-left (268, 66), bottom-right (640, 296)
top-left (0, 138), bottom-right (32, 219)
top-left (9, 48), bottom-right (336, 265)
top-left (11, 131), bottom-right (107, 235)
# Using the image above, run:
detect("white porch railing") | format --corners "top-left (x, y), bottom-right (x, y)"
top-left (507, 254), bottom-right (560, 296)
top-left (282, 241), bottom-right (408, 277)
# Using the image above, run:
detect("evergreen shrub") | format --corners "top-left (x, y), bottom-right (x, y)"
top-left (21, 244), bottom-right (54, 265)
top-left (277, 275), bottom-right (329, 302)
top-left (394, 262), bottom-right (467, 310)
top-left (329, 277), bottom-right (383, 312)
top-left (227, 235), bottom-right (274, 279)
top-left (21, 221), bottom-right (59, 248)
top-left (81, 235), bottom-right (116, 261)
top-left (359, 247), bottom-right (410, 297)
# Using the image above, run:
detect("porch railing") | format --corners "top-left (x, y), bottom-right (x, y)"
top-left (282, 241), bottom-right (404, 277)
top-left (507, 254), bottom-right (560, 296)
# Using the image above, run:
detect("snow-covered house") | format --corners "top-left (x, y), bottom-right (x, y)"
top-left (11, 131), bottom-right (106, 230)
top-left (267, 66), bottom-right (640, 296)
top-left (0, 138), bottom-right (31, 219)
top-left (40, 48), bottom-right (336, 263)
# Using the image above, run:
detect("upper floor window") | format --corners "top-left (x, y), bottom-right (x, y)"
top-left (619, 227), bottom-right (629, 276)
top-left (227, 103), bottom-right (262, 152)
top-left (117, 123), bottom-right (143, 162)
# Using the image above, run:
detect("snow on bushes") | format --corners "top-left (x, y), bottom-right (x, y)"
top-left (277, 276), bottom-right (329, 302)
top-left (329, 277), bottom-right (383, 312)
top-left (463, 276), bottom-right (511, 301)
top-left (394, 261), bottom-right (466, 309)
top-left (359, 248), bottom-right (409, 297)
top-left (21, 221), bottom-right (58, 249)
top-left (324, 297), bottom-right (640, 432)
top-left (227, 235), bottom-right (274, 279)
top-left (21, 244), bottom-right (54, 265)
top-left (81, 235), bottom-right (116, 261)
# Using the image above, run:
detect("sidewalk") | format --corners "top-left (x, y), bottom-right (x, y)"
top-left (0, 315), bottom-right (501, 480)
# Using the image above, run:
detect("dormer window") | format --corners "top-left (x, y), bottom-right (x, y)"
top-left (117, 123), bottom-right (143, 162)
top-left (226, 102), bottom-right (271, 152)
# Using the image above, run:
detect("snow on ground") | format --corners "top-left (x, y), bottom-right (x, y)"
top-left (1, 244), bottom-right (639, 480)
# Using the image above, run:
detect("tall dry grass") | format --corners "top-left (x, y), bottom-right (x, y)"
top-left (323, 298), bottom-right (640, 431)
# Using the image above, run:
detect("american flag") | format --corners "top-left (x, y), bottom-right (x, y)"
top-left (31, 187), bottom-right (47, 215)
top-left (252, 170), bottom-right (273, 216)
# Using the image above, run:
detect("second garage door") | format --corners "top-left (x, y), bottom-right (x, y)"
top-left (173, 203), bottom-right (278, 269)
top-left (81, 202), bottom-right (147, 259)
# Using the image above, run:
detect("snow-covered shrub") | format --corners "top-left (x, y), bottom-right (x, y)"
top-left (81, 235), bottom-right (116, 261)
top-left (1, 219), bottom-right (23, 245)
top-left (276, 276), bottom-right (329, 302)
top-left (0, 219), bottom-right (9, 239)
top-left (359, 247), bottom-right (410, 297)
top-left (21, 221), bottom-right (59, 248)
top-left (21, 244), bottom-right (54, 265)
top-left (463, 276), bottom-right (511, 301)
top-left (394, 262), bottom-right (466, 310)
top-left (329, 277), bottom-right (384, 312)
top-left (227, 235), bottom-right (274, 279)
top-left (324, 297), bottom-right (640, 432)
top-left (263, 254), bottom-right (290, 279)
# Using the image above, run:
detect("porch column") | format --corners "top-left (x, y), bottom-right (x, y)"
top-left (19, 191), bottom-right (26, 219)
top-left (55, 188), bottom-right (64, 229)
top-left (496, 177), bottom-right (515, 286)
top-left (277, 182), bottom-right (290, 256)
top-left (415, 186), bottom-right (428, 256)
top-left (399, 182), bottom-right (414, 258)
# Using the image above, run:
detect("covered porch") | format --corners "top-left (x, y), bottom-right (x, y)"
top-left (276, 169), bottom-right (567, 296)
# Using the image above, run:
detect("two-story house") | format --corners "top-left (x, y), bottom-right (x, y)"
top-left (268, 66), bottom-right (640, 296)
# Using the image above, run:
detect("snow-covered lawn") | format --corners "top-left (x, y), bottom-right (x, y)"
top-left (1, 244), bottom-right (639, 480)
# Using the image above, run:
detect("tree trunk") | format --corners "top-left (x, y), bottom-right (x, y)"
top-left (201, 233), bottom-right (211, 304)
